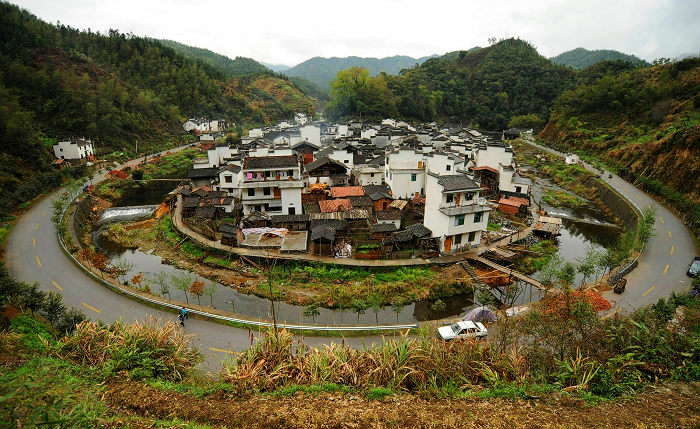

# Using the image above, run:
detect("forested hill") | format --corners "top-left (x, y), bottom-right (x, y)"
top-left (551, 47), bottom-right (649, 69)
top-left (158, 39), bottom-right (271, 76)
top-left (284, 54), bottom-right (436, 89)
top-left (158, 39), bottom-right (328, 103)
top-left (325, 38), bottom-right (576, 130)
top-left (541, 58), bottom-right (700, 231)
top-left (0, 2), bottom-right (313, 214)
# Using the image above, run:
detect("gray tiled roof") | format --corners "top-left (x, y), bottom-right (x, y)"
top-left (437, 175), bottom-right (480, 191)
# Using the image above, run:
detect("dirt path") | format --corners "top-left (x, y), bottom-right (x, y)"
top-left (104, 380), bottom-right (700, 428)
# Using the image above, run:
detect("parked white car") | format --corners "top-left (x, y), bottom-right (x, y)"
top-left (438, 321), bottom-right (488, 341)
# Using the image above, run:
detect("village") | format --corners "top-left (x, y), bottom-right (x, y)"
top-left (180, 114), bottom-right (563, 264)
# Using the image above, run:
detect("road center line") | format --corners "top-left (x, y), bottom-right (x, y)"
top-left (32, 238), bottom-right (36, 247)
top-left (82, 302), bottom-right (102, 314)
top-left (51, 281), bottom-right (63, 291)
top-left (42, 210), bottom-right (47, 216)
top-left (35, 256), bottom-right (41, 267)
top-left (642, 285), bottom-right (655, 297)
top-left (668, 230), bottom-right (672, 238)
top-left (670, 245), bottom-right (674, 255)
top-left (664, 264), bottom-right (669, 274)
top-left (35, 223), bottom-right (39, 231)
top-left (658, 216), bottom-right (664, 224)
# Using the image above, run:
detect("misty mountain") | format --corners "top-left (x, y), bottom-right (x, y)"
top-left (284, 55), bottom-right (437, 89)
top-left (550, 47), bottom-right (649, 69)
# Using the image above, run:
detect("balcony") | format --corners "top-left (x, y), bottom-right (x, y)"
top-left (438, 198), bottom-right (490, 216)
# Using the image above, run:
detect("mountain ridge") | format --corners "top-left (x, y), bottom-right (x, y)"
top-left (284, 54), bottom-right (437, 89)
top-left (550, 47), bottom-right (649, 69)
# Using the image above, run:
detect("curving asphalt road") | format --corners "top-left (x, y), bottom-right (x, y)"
top-left (5, 148), bottom-right (381, 372)
top-left (524, 140), bottom-right (697, 313)
top-left (5, 142), bottom-right (697, 371)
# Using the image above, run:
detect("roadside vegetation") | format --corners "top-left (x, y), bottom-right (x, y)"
top-left (2, 267), bottom-right (698, 427)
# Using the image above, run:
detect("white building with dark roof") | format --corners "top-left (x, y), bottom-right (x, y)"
top-left (239, 155), bottom-right (303, 215)
top-left (52, 138), bottom-right (94, 161)
top-left (424, 172), bottom-right (491, 254)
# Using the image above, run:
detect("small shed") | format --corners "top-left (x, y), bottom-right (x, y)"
top-left (220, 223), bottom-right (239, 246)
top-left (498, 196), bottom-right (529, 216)
top-left (370, 222), bottom-right (398, 240)
top-left (375, 210), bottom-right (402, 229)
top-left (534, 215), bottom-right (562, 238)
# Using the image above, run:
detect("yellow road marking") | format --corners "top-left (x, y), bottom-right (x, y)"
top-left (642, 285), bottom-right (655, 297)
top-left (668, 230), bottom-right (672, 238)
top-left (602, 309), bottom-right (620, 320)
top-left (32, 238), bottom-right (36, 247)
top-left (42, 210), bottom-right (47, 216)
top-left (658, 216), bottom-right (664, 224)
top-left (51, 281), bottom-right (63, 291)
top-left (209, 347), bottom-right (236, 354)
top-left (35, 223), bottom-right (39, 231)
top-left (35, 256), bottom-right (41, 267)
top-left (670, 245), bottom-right (674, 256)
top-left (664, 264), bottom-right (669, 274)
top-left (82, 302), bottom-right (102, 314)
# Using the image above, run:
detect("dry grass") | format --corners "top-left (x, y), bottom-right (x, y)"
top-left (53, 317), bottom-right (201, 380)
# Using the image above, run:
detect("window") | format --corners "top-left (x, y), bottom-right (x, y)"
top-left (386, 171), bottom-right (389, 178)
top-left (454, 214), bottom-right (465, 226)
top-left (468, 231), bottom-right (476, 242)
top-left (224, 175), bottom-right (233, 183)
top-left (466, 192), bottom-right (474, 201)
top-left (411, 173), bottom-right (417, 182)
top-left (263, 187), bottom-right (271, 196)
top-left (515, 186), bottom-right (522, 193)
top-left (454, 234), bottom-right (462, 245)
top-left (344, 160), bottom-right (349, 164)
top-left (446, 165), bottom-right (451, 171)
top-left (474, 212), bottom-right (483, 223)
top-left (288, 207), bottom-right (296, 215)
top-left (370, 173), bottom-right (375, 177)
top-left (446, 194), bottom-right (454, 204)
top-left (248, 188), bottom-right (255, 197)
top-left (288, 170), bottom-right (293, 177)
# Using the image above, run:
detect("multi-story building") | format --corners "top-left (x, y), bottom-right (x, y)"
top-left (424, 172), bottom-right (491, 254)
top-left (239, 155), bottom-right (303, 215)
top-left (52, 138), bottom-right (94, 162)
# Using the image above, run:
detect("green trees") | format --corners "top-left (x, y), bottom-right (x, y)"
top-left (508, 113), bottom-right (545, 132)
top-left (326, 67), bottom-right (397, 120)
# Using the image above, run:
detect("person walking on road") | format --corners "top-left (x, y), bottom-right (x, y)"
top-left (181, 307), bottom-right (188, 319)
top-left (178, 313), bottom-right (185, 327)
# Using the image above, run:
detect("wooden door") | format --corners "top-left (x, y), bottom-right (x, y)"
top-left (455, 193), bottom-right (461, 205)
top-left (273, 188), bottom-right (281, 199)
top-left (444, 236), bottom-right (452, 252)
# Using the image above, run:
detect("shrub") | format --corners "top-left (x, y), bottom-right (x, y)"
top-left (54, 318), bottom-right (202, 380)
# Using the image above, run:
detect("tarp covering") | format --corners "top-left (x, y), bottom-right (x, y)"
top-left (462, 306), bottom-right (498, 323)
top-left (241, 227), bottom-right (288, 238)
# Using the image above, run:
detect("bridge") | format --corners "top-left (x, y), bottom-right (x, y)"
top-left (468, 255), bottom-right (545, 290)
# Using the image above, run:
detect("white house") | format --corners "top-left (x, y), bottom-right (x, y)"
top-left (214, 164), bottom-right (242, 197)
top-left (384, 149), bottom-right (425, 199)
top-left (300, 125), bottom-right (321, 145)
top-left (248, 128), bottom-right (264, 138)
top-left (336, 125), bottom-right (350, 138)
top-left (52, 138), bottom-right (94, 161)
top-left (424, 172), bottom-right (491, 254)
top-left (239, 155), bottom-right (303, 215)
top-left (565, 153), bottom-right (580, 165)
top-left (498, 164), bottom-right (532, 197)
top-left (352, 164), bottom-right (384, 186)
top-left (295, 113), bottom-right (309, 125)
top-left (316, 146), bottom-right (355, 169)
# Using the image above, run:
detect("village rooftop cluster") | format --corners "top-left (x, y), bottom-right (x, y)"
top-left (178, 114), bottom-right (538, 260)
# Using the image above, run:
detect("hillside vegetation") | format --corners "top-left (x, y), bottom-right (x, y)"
top-left (159, 39), bottom-right (271, 76)
top-left (551, 47), bottom-right (649, 69)
top-left (285, 54), bottom-right (435, 89)
top-left (0, 2), bottom-right (314, 214)
top-left (540, 58), bottom-right (700, 232)
top-left (326, 39), bottom-right (576, 129)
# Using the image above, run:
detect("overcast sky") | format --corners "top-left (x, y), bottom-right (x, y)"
top-left (12, 0), bottom-right (700, 66)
